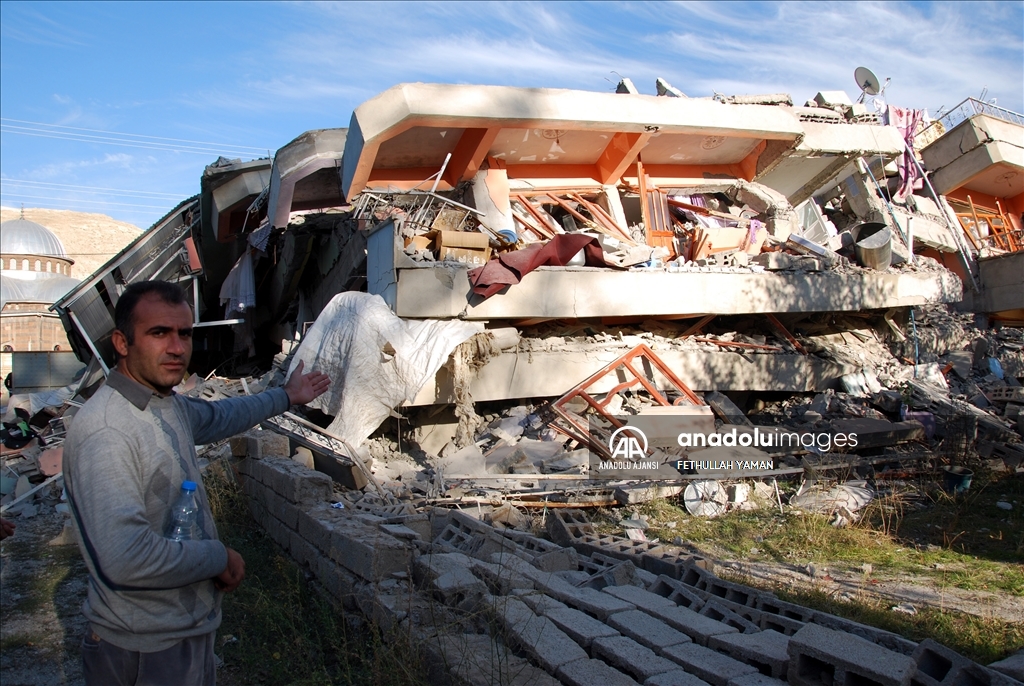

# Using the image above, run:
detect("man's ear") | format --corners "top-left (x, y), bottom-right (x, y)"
top-left (112, 329), bottom-right (130, 358)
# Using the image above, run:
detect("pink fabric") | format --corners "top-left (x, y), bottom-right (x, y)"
top-left (889, 105), bottom-right (925, 203)
top-left (467, 233), bottom-right (609, 299)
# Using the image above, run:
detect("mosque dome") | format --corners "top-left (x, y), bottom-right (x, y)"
top-left (0, 218), bottom-right (70, 258)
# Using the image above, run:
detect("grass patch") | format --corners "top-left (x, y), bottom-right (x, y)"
top-left (617, 472), bottom-right (1023, 596)
top-left (204, 464), bottom-right (429, 686)
top-left (0, 632), bottom-right (45, 651)
top-left (725, 580), bottom-right (1024, 665)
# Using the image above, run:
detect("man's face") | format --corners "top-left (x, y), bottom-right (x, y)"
top-left (112, 294), bottom-right (193, 395)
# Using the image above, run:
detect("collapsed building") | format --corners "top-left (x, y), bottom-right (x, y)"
top-left (4, 82), bottom-right (1024, 685)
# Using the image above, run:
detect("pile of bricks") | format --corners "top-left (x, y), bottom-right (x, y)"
top-left (235, 433), bottom-right (1021, 686)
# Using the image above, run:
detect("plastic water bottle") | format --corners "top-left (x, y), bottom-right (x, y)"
top-left (167, 481), bottom-right (199, 541)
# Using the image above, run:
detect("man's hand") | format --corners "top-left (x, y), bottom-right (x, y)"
top-left (0, 518), bottom-right (15, 540)
top-left (214, 546), bottom-right (245, 593)
top-left (284, 360), bottom-right (331, 406)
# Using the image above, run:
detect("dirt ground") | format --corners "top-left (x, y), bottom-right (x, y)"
top-left (0, 511), bottom-right (87, 686)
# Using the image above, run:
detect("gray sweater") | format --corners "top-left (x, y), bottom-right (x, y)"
top-left (63, 370), bottom-right (289, 652)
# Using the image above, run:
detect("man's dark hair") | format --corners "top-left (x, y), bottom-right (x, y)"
top-left (114, 281), bottom-right (189, 345)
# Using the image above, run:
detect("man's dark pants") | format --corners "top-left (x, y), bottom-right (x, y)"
top-left (82, 628), bottom-right (215, 686)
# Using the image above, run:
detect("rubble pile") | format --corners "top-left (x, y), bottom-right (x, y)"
top-left (231, 438), bottom-right (1020, 686)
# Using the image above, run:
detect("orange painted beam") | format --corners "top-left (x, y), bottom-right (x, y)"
top-left (505, 163), bottom-right (599, 180)
top-left (443, 127), bottom-right (501, 186)
top-left (595, 132), bottom-right (651, 185)
top-left (737, 140), bottom-right (767, 181)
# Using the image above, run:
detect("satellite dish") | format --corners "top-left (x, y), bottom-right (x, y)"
top-left (683, 480), bottom-right (727, 517)
top-left (855, 67), bottom-right (881, 96)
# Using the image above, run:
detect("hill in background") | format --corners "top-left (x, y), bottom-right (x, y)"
top-left (1, 207), bottom-right (143, 280)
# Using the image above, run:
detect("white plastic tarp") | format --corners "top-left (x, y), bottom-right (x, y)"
top-left (287, 292), bottom-right (482, 446)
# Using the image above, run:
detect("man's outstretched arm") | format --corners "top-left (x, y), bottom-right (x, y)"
top-left (185, 362), bottom-right (331, 445)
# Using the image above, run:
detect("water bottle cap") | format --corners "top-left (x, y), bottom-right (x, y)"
top-left (181, 480), bottom-right (197, 492)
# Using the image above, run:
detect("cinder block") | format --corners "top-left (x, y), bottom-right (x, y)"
top-left (491, 596), bottom-right (588, 673)
top-left (810, 613), bottom-right (918, 656)
top-left (648, 604), bottom-right (739, 646)
top-left (329, 519), bottom-right (412, 581)
top-left (608, 610), bottom-right (692, 653)
top-left (988, 649), bottom-right (1024, 682)
top-left (649, 575), bottom-right (706, 611)
top-left (247, 430), bottom-right (290, 459)
top-left (513, 589), bottom-right (566, 614)
top-left (700, 600), bottom-right (760, 634)
top-left (287, 530), bottom-right (318, 568)
top-left (472, 559), bottom-right (535, 595)
top-left (604, 584), bottom-right (678, 614)
top-left (709, 629), bottom-right (791, 679)
top-left (430, 633), bottom-right (563, 686)
top-left (788, 623), bottom-right (916, 686)
top-left (384, 513), bottom-right (431, 541)
top-left (728, 674), bottom-right (788, 686)
top-left (230, 430), bottom-right (258, 457)
top-left (264, 489), bottom-right (299, 530)
top-left (261, 457), bottom-right (333, 505)
top-left (580, 559), bottom-right (644, 590)
top-left (755, 596), bottom-right (815, 623)
top-left (557, 657), bottom-right (640, 686)
top-left (547, 509), bottom-right (595, 546)
top-left (910, 639), bottom-right (1014, 686)
top-left (532, 546), bottom-right (580, 573)
top-left (495, 553), bottom-right (635, 620)
top-left (266, 516), bottom-right (290, 550)
top-left (591, 635), bottom-right (679, 682)
top-left (662, 643), bottom-right (759, 686)
top-left (413, 552), bottom-right (487, 608)
top-left (649, 671), bottom-right (715, 686)
top-left (297, 507), bottom-right (340, 553)
top-left (544, 606), bottom-right (620, 648)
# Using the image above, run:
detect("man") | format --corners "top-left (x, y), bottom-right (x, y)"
top-left (63, 280), bottom-right (330, 686)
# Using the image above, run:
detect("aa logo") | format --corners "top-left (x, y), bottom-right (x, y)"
top-left (608, 426), bottom-right (648, 460)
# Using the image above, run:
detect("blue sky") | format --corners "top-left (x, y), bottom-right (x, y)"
top-left (2, 1), bottom-right (1022, 229)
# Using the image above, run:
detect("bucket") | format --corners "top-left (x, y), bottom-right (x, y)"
top-left (941, 465), bottom-right (973, 495)
top-left (851, 222), bottom-right (892, 270)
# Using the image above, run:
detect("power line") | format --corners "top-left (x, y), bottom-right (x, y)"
top-left (0, 125), bottom-right (267, 157)
top-left (1, 178), bottom-right (186, 199)
top-left (0, 192), bottom-right (171, 210)
top-left (0, 117), bottom-right (270, 152)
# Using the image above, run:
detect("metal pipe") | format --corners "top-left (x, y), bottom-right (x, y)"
top-left (68, 310), bottom-right (109, 375)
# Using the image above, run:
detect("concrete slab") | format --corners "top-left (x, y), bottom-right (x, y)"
top-left (342, 82), bottom-right (804, 199)
top-left (389, 261), bottom-right (962, 320)
top-left (408, 345), bottom-right (856, 405)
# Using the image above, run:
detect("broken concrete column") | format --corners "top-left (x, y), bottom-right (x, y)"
top-left (471, 165), bottom-right (515, 241)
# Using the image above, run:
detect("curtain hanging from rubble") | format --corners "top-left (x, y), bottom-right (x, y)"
top-left (218, 250), bottom-right (256, 317)
top-left (888, 105), bottom-right (925, 203)
top-left (287, 292), bottom-right (482, 445)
